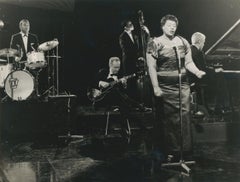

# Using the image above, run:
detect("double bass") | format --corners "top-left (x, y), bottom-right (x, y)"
top-left (136, 10), bottom-right (153, 107)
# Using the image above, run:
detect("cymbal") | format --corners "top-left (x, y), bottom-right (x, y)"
top-left (0, 48), bottom-right (19, 57)
top-left (38, 40), bottom-right (59, 51)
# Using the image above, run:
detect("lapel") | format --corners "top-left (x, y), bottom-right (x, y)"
top-left (19, 33), bottom-right (27, 54)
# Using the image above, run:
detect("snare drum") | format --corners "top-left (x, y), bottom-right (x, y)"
top-left (5, 70), bottom-right (34, 101)
top-left (0, 63), bottom-right (13, 88)
top-left (26, 51), bottom-right (46, 69)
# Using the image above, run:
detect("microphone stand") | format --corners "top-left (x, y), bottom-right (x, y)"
top-left (161, 46), bottom-right (195, 174)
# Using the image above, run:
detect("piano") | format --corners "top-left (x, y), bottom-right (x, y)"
top-left (205, 19), bottom-right (240, 113)
top-left (206, 19), bottom-right (240, 71)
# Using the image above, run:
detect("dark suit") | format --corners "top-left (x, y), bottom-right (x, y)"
top-left (10, 32), bottom-right (39, 62)
top-left (119, 31), bottom-right (140, 100)
top-left (189, 45), bottom-right (207, 85)
top-left (119, 31), bottom-right (140, 75)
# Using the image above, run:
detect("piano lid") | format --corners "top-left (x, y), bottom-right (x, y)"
top-left (206, 19), bottom-right (240, 55)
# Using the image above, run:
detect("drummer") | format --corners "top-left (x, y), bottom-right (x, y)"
top-left (10, 19), bottom-right (39, 69)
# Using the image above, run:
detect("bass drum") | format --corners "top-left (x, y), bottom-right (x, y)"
top-left (5, 70), bottom-right (34, 101)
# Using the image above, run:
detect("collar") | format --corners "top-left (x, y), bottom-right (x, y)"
top-left (20, 32), bottom-right (29, 37)
top-left (192, 44), bottom-right (201, 50)
top-left (124, 30), bottom-right (132, 35)
top-left (109, 70), bottom-right (118, 76)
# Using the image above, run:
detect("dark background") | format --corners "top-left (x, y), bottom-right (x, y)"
top-left (0, 0), bottom-right (239, 104)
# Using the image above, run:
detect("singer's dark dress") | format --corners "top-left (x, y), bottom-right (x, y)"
top-left (147, 36), bottom-right (192, 153)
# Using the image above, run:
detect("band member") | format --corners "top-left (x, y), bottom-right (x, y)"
top-left (189, 32), bottom-right (224, 115)
top-left (189, 32), bottom-right (208, 115)
top-left (93, 57), bottom-right (150, 138)
top-left (119, 20), bottom-right (150, 101)
top-left (146, 15), bottom-right (205, 159)
top-left (10, 19), bottom-right (39, 68)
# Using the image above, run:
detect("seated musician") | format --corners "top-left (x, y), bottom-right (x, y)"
top-left (189, 32), bottom-right (223, 115)
top-left (10, 19), bottom-right (39, 69)
top-left (92, 56), bottom-right (151, 138)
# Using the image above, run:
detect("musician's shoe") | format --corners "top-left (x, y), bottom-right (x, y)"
top-left (139, 107), bottom-right (152, 112)
top-left (136, 104), bottom-right (152, 112)
top-left (193, 111), bottom-right (204, 118)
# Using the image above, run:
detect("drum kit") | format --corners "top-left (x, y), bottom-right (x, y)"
top-left (0, 39), bottom-right (59, 101)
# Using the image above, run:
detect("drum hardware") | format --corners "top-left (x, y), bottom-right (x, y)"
top-left (46, 55), bottom-right (61, 58)
top-left (40, 39), bottom-right (61, 97)
top-left (18, 60), bottom-right (27, 64)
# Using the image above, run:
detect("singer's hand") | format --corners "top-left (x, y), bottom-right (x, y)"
top-left (153, 86), bottom-right (163, 97)
top-left (196, 70), bottom-right (206, 79)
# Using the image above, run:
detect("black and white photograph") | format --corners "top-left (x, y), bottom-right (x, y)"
top-left (0, 0), bottom-right (240, 181)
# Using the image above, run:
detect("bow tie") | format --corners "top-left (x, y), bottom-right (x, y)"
top-left (23, 34), bottom-right (28, 37)
top-left (110, 74), bottom-right (118, 76)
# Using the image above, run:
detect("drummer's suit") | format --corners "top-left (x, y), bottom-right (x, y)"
top-left (10, 32), bottom-right (39, 62)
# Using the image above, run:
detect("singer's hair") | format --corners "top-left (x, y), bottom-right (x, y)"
top-left (109, 57), bottom-right (120, 67)
top-left (191, 32), bottom-right (206, 45)
top-left (160, 14), bottom-right (178, 27)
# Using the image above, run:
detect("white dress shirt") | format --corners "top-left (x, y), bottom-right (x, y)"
top-left (107, 72), bottom-right (118, 81)
top-left (20, 32), bottom-right (28, 52)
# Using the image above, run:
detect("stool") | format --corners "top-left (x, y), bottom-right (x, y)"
top-left (104, 109), bottom-right (131, 136)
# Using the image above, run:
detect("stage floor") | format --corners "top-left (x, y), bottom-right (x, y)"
top-left (0, 132), bottom-right (240, 182)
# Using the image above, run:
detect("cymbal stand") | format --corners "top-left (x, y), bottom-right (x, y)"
top-left (56, 44), bottom-right (59, 96)
top-left (43, 47), bottom-right (60, 97)
top-left (161, 46), bottom-right (195, 174)
top-left (47, 50), bottom-right (51, 94)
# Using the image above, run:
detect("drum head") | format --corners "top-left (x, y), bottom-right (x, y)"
top-left (5, 70), bottom-right (34, 101)
top-left (0, 63), bottom-right (13, 88)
